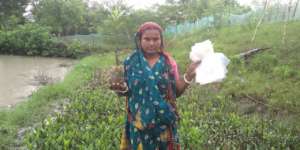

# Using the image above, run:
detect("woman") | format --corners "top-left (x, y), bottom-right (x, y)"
top-left (110, 22), bottom-right (200, 150)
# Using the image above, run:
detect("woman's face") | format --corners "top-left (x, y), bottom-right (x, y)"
top-left (140, 29), bottom-right (162, 54)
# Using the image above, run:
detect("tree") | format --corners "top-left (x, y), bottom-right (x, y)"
top-left (32, 0), bottom-right (86, 36)
top-left (94, 0), bottom-right (164, 50)
top-left (80, 2), bottom-right (109, 34)
top-left (0, 0), bottom-right (29, 29)
top-left (293, 0), bottom-right (300, 18)
top-left (156, 0), bottom-right (248, 28)
top-left (97, 0), bottom-right (133, 49)
top-left (282, 0), bottom-right (293, 44)
top-left (251, 0), bottom-right (269, 42)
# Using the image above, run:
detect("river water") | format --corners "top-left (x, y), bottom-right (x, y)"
top-left (0, 55), bottom-right (76, 107)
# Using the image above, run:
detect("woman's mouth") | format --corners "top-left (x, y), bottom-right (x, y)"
top-left (143, 49), bottom-right (159, 54)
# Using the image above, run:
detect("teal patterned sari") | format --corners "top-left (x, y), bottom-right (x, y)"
top-left (120, 50), bottom-right (180, 150)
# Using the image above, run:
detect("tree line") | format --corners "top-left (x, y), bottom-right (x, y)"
top-left (0, 0), bottom-right (250, 34)
top-left (0, 0), bottom-right (298, 56)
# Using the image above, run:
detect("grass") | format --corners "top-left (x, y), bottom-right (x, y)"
top-left (165, 21), bottom-right (300, 148)
top-left (167, 21), bottom-right (300, 112)
top-left (0, 53), bottom-right (115, 149)
top-left (1, 21), bottom-right (300, 149)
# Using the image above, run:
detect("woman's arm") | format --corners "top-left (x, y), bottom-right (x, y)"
top-left (176, 61), bottom-right (201, 97)
top-left (175, 77), bottom-right (190, 97)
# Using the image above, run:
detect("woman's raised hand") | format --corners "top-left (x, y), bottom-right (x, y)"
top-left (185, 61), bottom-right (201, 81)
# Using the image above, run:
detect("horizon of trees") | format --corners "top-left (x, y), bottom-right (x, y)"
top-left (0, 0), bottom-right (299, 49)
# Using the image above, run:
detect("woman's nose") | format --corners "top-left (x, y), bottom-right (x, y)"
top-left (149, 40), bottom-right (155, 45)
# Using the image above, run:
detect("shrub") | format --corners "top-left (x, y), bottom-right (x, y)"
top-left (0, 23), bottom-right (86, 58)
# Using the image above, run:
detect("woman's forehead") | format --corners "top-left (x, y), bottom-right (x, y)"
top-left (143, 29), bottom-right (160, 34)
top-left (141, 30), bottom-right (161, 38)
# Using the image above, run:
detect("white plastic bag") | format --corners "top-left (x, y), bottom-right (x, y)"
top-left (189, 40), bottom-right (230, 85)
top-left (190, 40), bottom-right (214, 62)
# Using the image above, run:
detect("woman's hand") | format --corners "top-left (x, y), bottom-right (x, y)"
top-left (109, 77), bottom-right (128, 93)
top-left (109, 66), bottom-right (128, 94)
top-left (185, 61), bottom-right (201, 81)
top-left (175, 61), bottom-right (201, 97)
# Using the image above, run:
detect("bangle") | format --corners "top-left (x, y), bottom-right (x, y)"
top-left (183, 73), bottom-right (193, 84)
